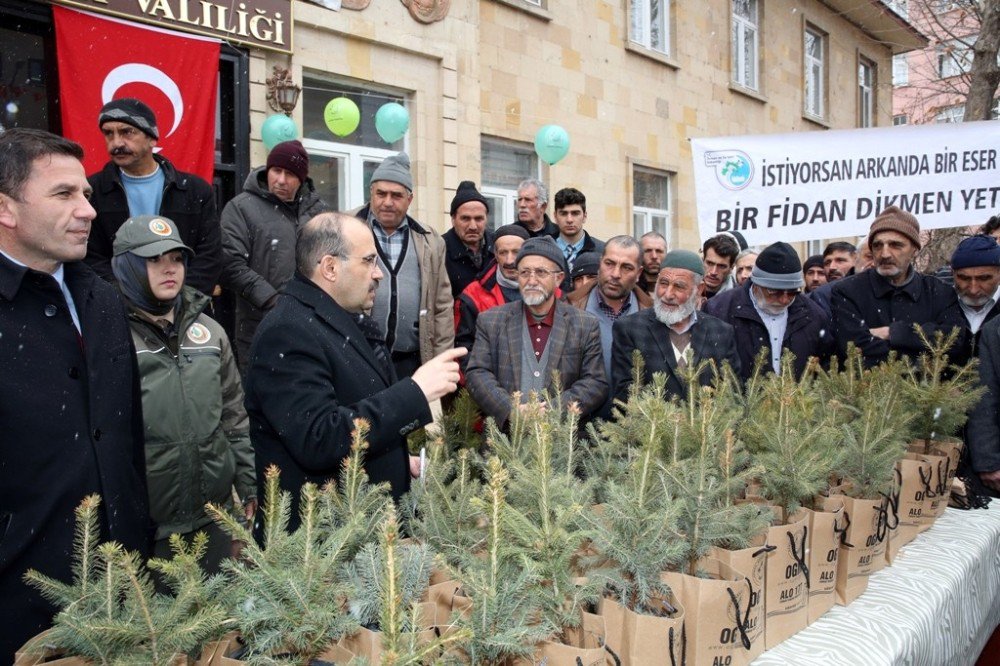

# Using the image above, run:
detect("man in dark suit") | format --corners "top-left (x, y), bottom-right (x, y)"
top-left (0, 128), bottom-right (149, 661)
top-left (611, 249), bottom-right (740, 402)
top-left (466, 236), bottom-right (607, 426)
top-left (244, 213), bottom-right (463, 531)
top-left (704, 242), bottom-right (833, 382)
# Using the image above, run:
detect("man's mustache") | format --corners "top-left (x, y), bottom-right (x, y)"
top-left (111, 147), bottom-right (133, 156)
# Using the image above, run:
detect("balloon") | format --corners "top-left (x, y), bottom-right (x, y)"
top-left (375, 102), bottom-right (410, 143)
top-left (324, 97), bottom-right (360, 137)
top-left (534, 124), bottom-right (570, 165)
top-left (261, 114), bottom-right (298, 150)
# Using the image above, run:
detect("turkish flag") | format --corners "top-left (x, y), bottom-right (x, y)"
top-left (54, 6), bottom-right (220, 182)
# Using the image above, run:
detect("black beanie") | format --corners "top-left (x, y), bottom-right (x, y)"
top-left (751, 242), bottom-right (804, 290)
top-left (803, 254), bottom-right (825, 272)
top-left (98, 98), bottom-right (159, 139)
top-left (450, 180), bottom-right (490, 216)
top-left (494, 224), bottom-right (529, 241)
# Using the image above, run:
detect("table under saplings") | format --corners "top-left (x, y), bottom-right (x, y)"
top-left (751, 500), bottom-right (1000, 666)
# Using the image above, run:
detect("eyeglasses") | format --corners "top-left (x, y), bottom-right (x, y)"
top-left (760, 287), bottom-right (801, 299)
top-left (517, 268), bottom-right (562, 280)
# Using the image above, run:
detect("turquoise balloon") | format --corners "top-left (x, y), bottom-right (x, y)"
top-left (261, 114), bottom-right (298, 150)
top-left (375, 102), bottom-right (410, 143)
top-left (534, 124), bottom-right (570, 165)
top-left (324, 97), bottom-right (360, 137)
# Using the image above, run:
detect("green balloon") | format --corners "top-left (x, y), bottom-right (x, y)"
top-left (534, 124), bottom-right (570, 165)
top-left (375, 102), bottom-right (410, 143)
top-left (324, 97), bottom-right (360, 137)
top-left (261, 114), bottom-right (298, 150)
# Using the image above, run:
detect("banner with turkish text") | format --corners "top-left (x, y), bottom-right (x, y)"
top-left (54, 6), bottom-right (220, 182)
top-left (692, 121), bottom-right (1000, 245)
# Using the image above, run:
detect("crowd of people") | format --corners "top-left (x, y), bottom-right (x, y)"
top-left (2, 98), bottom-right (1000, 659)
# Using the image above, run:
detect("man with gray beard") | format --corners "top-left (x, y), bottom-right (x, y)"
top-left (610, 249), bottom-right (739, 403)
top-left (465, 236), bottom-right (607, 426)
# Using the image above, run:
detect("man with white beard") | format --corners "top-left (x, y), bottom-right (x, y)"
top-left (465, 236), bottom-right (608, 427)
top-left (610, 249), bottom-right (739, 403)
top-left (704, 242), bottom-right (833, 382)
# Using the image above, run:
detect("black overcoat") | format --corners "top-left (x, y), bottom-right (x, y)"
top-left (0, 256), bottom-right (149, 661)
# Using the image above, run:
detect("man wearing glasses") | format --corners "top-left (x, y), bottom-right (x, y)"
top-left (466, 236), bottom-right (607, 427)
top-left (243, 213), bottom-right (464, 529)
top-left (830, 207), bottom-right (966, 368)
top-left (704, 242), bottom-right (834, 382)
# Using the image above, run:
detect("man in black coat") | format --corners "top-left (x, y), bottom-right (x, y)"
top-left (611, 249), bottom-right (739, 403)
top-left (86, 98), bottom-right (221, 295)
top-left (243, 213), bottom-right (464, 534)
top-left (831, 207), bottom-right (967, 367)
top-left (443, 180), bottom-right (493, 298)
top-left (0, 129), bottom-right (149, 661)
top-left (705, 242), bottom-right (834, 382)
top-left (945, 235), bottom-right (1000, 356)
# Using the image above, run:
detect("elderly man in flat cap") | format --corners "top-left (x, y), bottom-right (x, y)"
top-left (611, 249), bottom-right (739, 403)
top-left (465, 236), bottom-right (607, 426)
top-left (830, 206), bottom-right (967, 367)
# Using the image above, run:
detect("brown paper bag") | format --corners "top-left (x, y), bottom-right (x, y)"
top-left (929, 439), bottom-right (962, 518)
top-left (708, 537), bottom-right (767, 659)
top-left (339, 601), bottom-right (437, 663)
top-left (887, 455), bottom-right (933, 563)
top-left (805, 498), bottom-right (845, 623)
top-left (761, 509), bottom-right (810, 649)
top-left (531, 611), bottom-right (609, 666)
top-left (662, 558), bottom-right (761, 666)
top-left (194, 632), bottom-right (243, 666)
top-left (830, 494), bottom-right (888, 605)
top-left (597, 593), bottom-right (684, 666)
top-left (423, 579), bottom-right (473, 632)
top-left (14, 630), bottom-right (91, 666)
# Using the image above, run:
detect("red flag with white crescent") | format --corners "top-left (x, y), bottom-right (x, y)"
top-left (53, 6), bottom-right (220, 182)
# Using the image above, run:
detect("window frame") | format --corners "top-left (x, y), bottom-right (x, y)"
top-left (892, 54), bottom-right (909, 87)
top-left (629, 0), bottom-right (671, 58)
top-left (480, 135), bottom-right (542, 232)
top-left (858, 56), bottom-right (876, 128)
top-left (731, 0), bottom-right (760, 91)
top-left (631, 164), bottom-right (674, 246)
top-left (803, 25), bottom-right (828, 121)
top-left (937, 38), bottom-right (973, 79)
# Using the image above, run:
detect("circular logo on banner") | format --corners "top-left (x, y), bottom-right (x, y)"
top-left (714, 151), bottom-right (754, 191)
top-left (148, 218), bottom-right (172, 236)
top-left (187, 323), bottom-right (211, 345)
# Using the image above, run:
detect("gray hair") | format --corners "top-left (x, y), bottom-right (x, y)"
top-left (296, 212), bottom-right (351, 275)
top-left (735, 248), bottom-right (759, 263)
top-left (517, 177), bottom-right (548, 204)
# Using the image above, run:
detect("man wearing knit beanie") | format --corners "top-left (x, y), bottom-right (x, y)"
top-left (357, 152), bottom-right (453, 379)
top-left (87, 97), bottom-right (222, 297)
top-left (705, 242), bottom-right (833, 381)
top-left (219, 140), bottom-right (331, 369)
top-left (948, 235), bottom-right (1000, 338)
top-left (444, 180), bottom-right (493, 297)
top-left (465, 234), bottom-right (608, 426)
top-left (803, 255), bottom-right (827, 293)
top-left (830, 206), bottom-right (967, 367)
top-left (610, 249), bottom-right (739, 402)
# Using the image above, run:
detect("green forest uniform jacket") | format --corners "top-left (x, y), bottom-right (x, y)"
top-left (126, 286), bottom-right (255, 540)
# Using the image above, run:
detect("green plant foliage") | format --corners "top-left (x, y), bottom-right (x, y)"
top-left (454, 457), bottom-right (555, 664)
top-left (741, 354), bottom-right (843, 515)
top-left (437, 388), bottom-right (487, 452)
top-left (902, 326), bottom-right (986, 444)
top-left (23, 495), bottom-right (228, 665)
top-left (207, 466), bottom-right (362, 665)
top-left (402, 442), bottom-right (486, 571)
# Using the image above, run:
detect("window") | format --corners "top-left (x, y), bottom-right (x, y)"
top-left (731, 0), bottom-right (759, 90)
top-left (630, 0), bottom-right (670, 56)
top-left (858, 58), bottom-right (875, 128)
top-left (481, 137), bottom-right (540, 231)
top-left (804, 27), bottom-right (826, 119)
top-left (935, 105), bottom-right (965, 123)
top-left (892, 54), bottom-right (909, 86)
top-left (893, 114), bottom-right (909, 125)
top-left (632, 166), bottom-right (673, 244)
top-left (301, 76), bottom-right (406, 211)
top-left (931, 0), bottom-right (962, 13)
top-left (938, 39), bottom-right (973, 79)
top-left (885, 0), bottom-right (908, 18)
